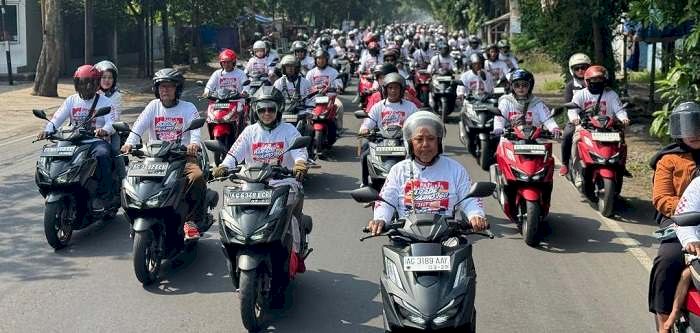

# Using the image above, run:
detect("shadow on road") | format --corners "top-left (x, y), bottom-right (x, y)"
top-left (319, 144), bottom-right (361, 163)
top-left (304, 172), bottom-right (360, 200)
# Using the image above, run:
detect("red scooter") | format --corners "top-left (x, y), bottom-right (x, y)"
top-left (205, 88), bottom-right (248, 165)
top-left (565, 103), bottom-right (627, 217)
top-left (310, 88), bottom-right (339, 158)
top-left (413, 69), bottom-right (432, 108)
top-left (356, 72), bottom-right (375, 109)
top-left (664, 212), bottom-right (700, 332)
top-left (490, 124), bottom-right (556, 246)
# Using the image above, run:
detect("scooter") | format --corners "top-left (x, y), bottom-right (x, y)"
top-left (565, 103), bottom-right (628, 217)
top-left (203, 87), bottom-right (248, 165)
top-left (459, 92), bottom-right (501, 170)
top-left (115, 119), bottom-right (218, 286)
top-left (32, 107), bottom-right (121, 249)
top-left (430, 70), bottom-right (460, 123)
top-left (350, 182), bottom-right (496, 332)
top-left (354, 111), bottom-right (406, 191)
top-left (490, 124), bottom-right (556, 247)
top-left (205, 136), bottom-right (313, 332)
top-left (356, 71), bottom-right (375, 109)
top-left (310, 88), bottom-right (339, 158)
top-left (413, 69), bottom-right (432, 108)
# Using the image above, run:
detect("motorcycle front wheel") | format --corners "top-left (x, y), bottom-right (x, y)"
top-left (478, 138), bottom-right (492, 171)
top-left (596, 177), bottom-right (616, 217)
top-left (314, 130), bottom-right (326, 157)
top-left (240, 269), bottom-right (269, 332)
top-left (520, 200), bottom-right (541, 247)
top-left (133, 229), bottom-right (162, 285)
top-left (44, 200), bottom-right (74, 250)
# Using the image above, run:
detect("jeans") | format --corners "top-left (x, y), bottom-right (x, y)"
top-left (560, 123), bottom-right (575, 165)
top-left (110, 133), bottom-right (126, 179)
top-left (184, 157), bottom-right (206, 225)
top-left (360, 140), bottom-right (370, 186)
top-left (90, 140), bottom-right (113, 198)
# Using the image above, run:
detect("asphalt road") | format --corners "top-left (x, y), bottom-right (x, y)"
top-left (0, 80), bottom-right (658, 332)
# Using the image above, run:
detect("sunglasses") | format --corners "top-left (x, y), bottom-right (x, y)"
top-left (573, 65), bottom-right (589, 72)
top-left (257, 107), bottom-right (277, 114)
top-left (512, 82), bottom-right (530, 89)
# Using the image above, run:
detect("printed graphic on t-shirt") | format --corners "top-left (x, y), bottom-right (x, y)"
top-left (488, 67), bottom-right (503, 80)
top-left (403, 180), bottom-right (450, 213)
top-left (379, 109), bottom-right (407, 128)
top-left (507, 111), bottom-right (533, 123)
top-left (440, 61), bottom-right (451, 70)
top-left (219, 76), bottom-right (240, 91)
top-left (252, 141), bottom-right (285, 164)
top-left (468, 80), bottom-right (484, 93)
top-left (250, 60), bottom-right (268, 75)
top-left (153, 116), bottom-right (184, 141)
top-left (582, 100), bottom-right (609, 115)
top-left (70, 106), bottom-right (97, 128)
top-left (311, 75), bottom-right (330, 89)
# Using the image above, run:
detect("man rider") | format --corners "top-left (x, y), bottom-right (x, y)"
top-left (38, 64), bottom-right (115, 211)
top-left (273, 55), bottom-right (315, 113)
top-left (497, 39), bottom-right (519, 70)
top-left (484, 44), bottom-right (510, 83)
top-left (291, 40), bottom-right (315, 73)
top-left (412, 39), bottom-right (433, 70)
top-left (427, 42), bottom-right (456, 74)
top-left (457, 53), bottom-right (495, 99)
top-left (121, 68), bottom-right (206, 240)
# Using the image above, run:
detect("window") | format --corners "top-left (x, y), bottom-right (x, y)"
top-left (0, 4), bottom-right (18, 42)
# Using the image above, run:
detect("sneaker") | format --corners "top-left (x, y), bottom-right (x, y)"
top-left (90, 198), bottom-right (105, 212)
top-left (183, 221), bottom-right (200, 240)
top-left (559, 165), bottom-right (569, 176)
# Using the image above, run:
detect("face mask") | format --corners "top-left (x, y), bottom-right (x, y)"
top-left (588, 81), bottom-right (605, 94)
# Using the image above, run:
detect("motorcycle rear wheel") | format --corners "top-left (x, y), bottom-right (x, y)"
top-left (133, 230), bottom-right (161, 285)
top-left (596, 177), bottom-right (616, 217)
top-left (478, 138), bottom-right (492, 171)
top-left (44, 201), bottom-right (74, 250)
top-left (520, 200), bottom-right (541, 247)
top-left (240, 269), bottom-right (269, 332)
top-left (314, 130), bottom-right (326, 157)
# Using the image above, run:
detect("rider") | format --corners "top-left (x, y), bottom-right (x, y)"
top-left (291, 40), bottom-right (315, 73)
top-left (648, 101), bottom-right (700, 332)
top-left (484, 44), bottom-right (510, 83)
top-left (306, 49), bottom-right (345, 141)
top-left (358, 41), bottom-right (383, 75)
top-left (245, 40), bottom-right (276, 78)
top-left (120, 68), bottom-right (206, 240)
top-left (564, 53), bottom-right (592, 103)
top-left (204, 49), bottom-right (248, 96)
top-left (463, 35), bottom-right (482, 56)
top-left (38, 64), bottom-right (115, 211)
top-left (492, 69), bottom-right (561, 137)
top-left (497, 39), bottom-right (519, 70)
top-left (561, 65), bottom-right (630, 177)
top-left (412, 39), bottom-right (433, 69)
top-left (318, 35), bottom-right (337, 60)
top-left (457, 53), bottom-right (494, 99)
top-left (273, 55), bottom-right (314, 111)
top-left (94, 60), bottom-right (125, 177)
top-left (427, 42), bottom-right (456, 74)
top-left (211, 86), bottom-right (310, 271)
top-left (366, 111), bottom-right (488, 235)
top-left (358, 73), bottom-right (419, 187)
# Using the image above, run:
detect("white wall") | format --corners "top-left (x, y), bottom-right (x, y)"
top-left (0, 0), bottom-right (27, 74)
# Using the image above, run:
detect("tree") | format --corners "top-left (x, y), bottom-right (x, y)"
top-left (33, 0), bottom-right (64, 97)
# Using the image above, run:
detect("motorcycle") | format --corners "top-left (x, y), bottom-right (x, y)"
top-left (663, 212), bottom-right (700, 333)
top-left (205, 136), bottom-right (313, 332)
top-left (356, 71), bottom-right (375, 109)
top-left (114, 119), bottom-right (219, 285)
top-left (245, 74), bottom-right (273, 123)
top-left (431, 70), bottom-right (460, 123)
top-left (203, 87), bottom-right (248, 165)
top-left (347, 50), bottom-right (360, 76)
top-left (350, 182), bottom-right (496, 332)
top-left (490, 124), bottom-right (556, 247)
top-left (332, 56), bottom-right (352, 91)
top-left (354, 111), bottom-right (406, 191)
top-left (413, 69), bottom-right (432, 108)
top-left (33, 107), bottom-right (121, 249)
top-left (459, 93), bottom-right (501, 171)
top-left (565, 103), bottom-right (627, 217)
top-left (310, 88), bottom-right (339, 158)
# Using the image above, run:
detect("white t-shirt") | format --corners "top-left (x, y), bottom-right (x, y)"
top-left (428, 54), bottom-right (456, 74)
top-left (245, 56), bottom-right (276, 77)
top-left (412, 49), bottom-right (433, 67)
top-left (374, 157), bottom-right (485, 222)
top-left (358, 54), bottom-right (382, 74)
top-left (300, 56), bottom-right (315, 72)
top-left (499, 54), bottom-right (519, 70)
top-left (495, 95), bottom-right (559, 132)
top-left (674, 177), bottom-right (700, 247)
top-left (361, 99), bottom-right (418, 131)
top-left (568, 88), bottom-right (628, 122)
top-left (273, 76), bottom-right (314, 109)
top-left (458, 70), bottom-right (494, 96)
top-left (126, 99), bottom-right (201, 146)
top-left (305, 66), bottom-right (343, 91)
top-left (46, 93), bottom-right (115, 134)
top-left (485, 59), bottom-right (510, 81)
top-left (205, 68), bottom-right (248, 95)
top-left (221, 122), bottom-right (308, 170)
top-left (100, 90), bottom-right (122, 122)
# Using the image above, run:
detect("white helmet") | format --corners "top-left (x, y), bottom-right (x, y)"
top-left (568, 53), bottom-right (591, 76)
top-left (253, 40), bottom-right (267, 51)
top-left (402, 111), bottom-right (446, 157)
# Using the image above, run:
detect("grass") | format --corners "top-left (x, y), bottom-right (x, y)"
top-left (627, 70), bottom-right (666, 83)
top-left (541, 78), bottom-right (565, 92)
top-left (522, 53), bottom-right (561, 74)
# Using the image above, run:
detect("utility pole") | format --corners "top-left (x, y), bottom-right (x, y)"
top-left (84, 0), bottom-right (94, 63)
top-left (1, 0), bottom-right (13, 84)
top-left (509, 0), bottom-right (521, 37)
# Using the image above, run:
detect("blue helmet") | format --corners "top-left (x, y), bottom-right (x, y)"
top-left (509, 69), bottom-right (535, 96)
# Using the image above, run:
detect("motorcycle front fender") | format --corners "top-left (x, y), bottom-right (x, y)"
top-left (518, 187), bottom-right (541, 202)
top-left (132, 217), bottom-right (162, 232)
top-left (595, 167), bottom-right (616, 179)
top-left (46, 192), bottom-right (68, 204)
top-left (238, 251), bottom-right (268, 271)
top-left (478, 132), bottom-right (491, 141)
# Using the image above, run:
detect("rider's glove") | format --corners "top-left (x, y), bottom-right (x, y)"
top-left (491, 128), bottom-right (504, 136)
top-left (212, 166), bottom-right (229, 178)
top-left (293, 160), bottom-right (308, 182)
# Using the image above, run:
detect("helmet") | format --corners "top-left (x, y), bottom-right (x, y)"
top-left (437, 42), bottom-right (449, 55)
top-left (379, 63), bottom-right (398, 76)
top-left (94, 60), bottom-right (118, 93)
top-left (402, 111), bottom-right (446, 157)
top-left (568, 53), bottom-right (592, 76)
top-left (280, 54), bottom-right (301, 75)
top-left (292, 40), bottom-right (307, 53)
top-left (320, 35), bottom-right (332, 47)
top-left (383, 48), bottom-right (399, 62)
top-left (252, 86), bottom-right (285, 129)
top-left (583, 65), bottom-right (607, 81)
top-left (670, 102), bottom-right (700, 139)
top-left (468, 35), bottom-right (480, 45)
top-left (313, 49), bottom-right (329, 60)
top-left (152, 68), bottom-right (184, 99)
top-left (509, 69), bottom-right (535, 96)
top-left (74, 65), bottom-right (101, 100)
top-left (469, 53), bottom-right (485, 69)
top-left (382, 72), bottom-right (406, 90)
top-left (253, 40), bottom-right (267, 57)
top-left (218, 48), bottom-right (237, 63)
top-left (497, 39), bottom-right (510, 49)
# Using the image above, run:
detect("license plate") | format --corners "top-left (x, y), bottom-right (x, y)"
top-left (224, 188), bottom-right (273, 206)
top-left (374, 146), bottom-right (406, 156)
top-left (513, 144), bottom-right (547, 155)
top-left (41, 146), bottom-right (77, 157)
top-left (128, 162), bottom-right (169, 177)
top-left (436, 76), bottom-right (452, 81)
top-left (315, 96), bottom-right (329, 104)
top-left (591, 132), bottom-right (620, 142)
top-left (493, 87), bottom-right (506, 94)
top-left (214, 103), bottom-right (230, 109)
top-left (403, 256), bottom-right (451, 271)
top-left (282, 114), bottom-right (298, 122)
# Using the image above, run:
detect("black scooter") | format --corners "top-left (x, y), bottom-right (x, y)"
top-left (206, 136), bottom-right (313, 332)
top-left (430, 70), bottom-right (461, 123)
top-left (114, 119), bottom-right (219, 286)
top-left (354, 110), bottom-right (406, 192)
top-left (459, 92), bottom-right (501, 171)
top-left (33, 107), bottom-right (122, 249)
top-left (351, 182), bottom-right (495, 332)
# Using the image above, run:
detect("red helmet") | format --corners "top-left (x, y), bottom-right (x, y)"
top-left (219, 49), bottom-right (237, 63)
top-left (73, 64), bottom-right (101, 80)
top-left (584, 65), bottom-right (607, 81)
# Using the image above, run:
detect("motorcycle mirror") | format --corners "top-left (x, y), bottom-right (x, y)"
top-left (204, 139), bottom-right (227, 153)
top-left (671, 212), bottom-right (700, 227)
top-left (452, 80), bottom-right (464, 86)
top-left (32, 109), bottom-right (49, 120)
top-left (243, 80), bottom-right (251, 86)
top-left (94, 107), bottom-right (112, 118)
top-left (287, 136), bottom-right (312, 151)
top-left (185, 118), bottom-right (206, 131)
top-left (350, 186), bottom-right (381, 203)
top-left (564, 102), bottom-right (579, 109)
top-left (466, 181), bottom-right (496, 199)
top-left (112, 121), bottom-right (130, 133)
top-left (196, 80), bottom-right (204, 87)
top-left (354, 110), bottom-right (369, 119)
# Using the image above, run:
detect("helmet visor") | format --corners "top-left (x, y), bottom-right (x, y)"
top-left (670, 111), bottom-right (700, 138)
top-left (255, 100), bottom-right (278, 113)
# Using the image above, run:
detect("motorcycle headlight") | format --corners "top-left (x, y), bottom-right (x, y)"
top-left (530, 167), bottom-right (547, 181)
top-left (145, 189), bottom-right (169, 208)
top-left (393, 296), bottom-right (425, 326)
top-left (55, 165), bottom-right (80, 184)
top-left (433, 296), bottom-right (464, 325)
top-left (220, 209), bottom-right (246, 242)
top-left (510, 166), bottom-right (530, 181)
top-left (72, 150), bottom-right (87, 164)
top-left (608, 152), bottom-right (621, 164)
top-left (250, 222), bottom-right (271, 241)
top-left (589, 151), bottom-right (608, 164)
top-left (384, 257), bottom-right (404, 291)
top-left (37, 158), bottom-right (50, 178)
top-left (163, 170), bottom-right (179, 186)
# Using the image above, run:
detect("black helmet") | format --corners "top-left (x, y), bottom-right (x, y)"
top-left (670, 102), bottom-right (700, 139)
top-left (291, 40), bottom-right (307, 53)
top-left (152, 68), bottom-right (184, 99)
top-left (320, 35), bottom-right (332, 47)
top-left (252, 86), bottom-right (285, 129)
top-left (509, 69), bottom-right (535, 96)
top-left (437, 42), bottom-right (449, 56)
top-left (379, 63), bottom-right (398, 76)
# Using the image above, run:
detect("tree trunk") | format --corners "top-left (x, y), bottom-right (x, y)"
top-left (84, 0), bottom-right (93, 63)
top-left (161, 2), bottom-right (171, 67)
top-left (592, 19), bottom-right (605, 64)
top-left (33, 0), bottom-right (63, 97)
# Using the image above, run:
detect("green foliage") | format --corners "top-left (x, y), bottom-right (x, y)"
top-left (541, 78), bottom-right (565, 92)
top-left (425, 0), bottom-right (485, 32)
top-left (524, 53), bottom-right (561, 74)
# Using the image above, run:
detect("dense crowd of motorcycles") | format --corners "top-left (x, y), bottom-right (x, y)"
top-left (29, 22), bottom-right (695, 333)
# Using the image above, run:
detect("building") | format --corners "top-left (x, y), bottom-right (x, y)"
top-left (0, 0), bottom-right (42, 77)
